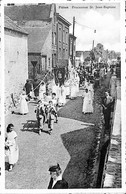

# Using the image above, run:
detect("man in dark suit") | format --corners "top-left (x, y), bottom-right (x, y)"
top-left (48, 164), bottom-right (68, 189)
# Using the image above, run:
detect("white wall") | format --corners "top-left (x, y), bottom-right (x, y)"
top-left (5, 30), bottom-right (28, 113)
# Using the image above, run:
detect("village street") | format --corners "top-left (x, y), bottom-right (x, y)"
top-left (4, 3), bottom-right (121, 189)
top-left (5, 84), bottom-right (103, 189)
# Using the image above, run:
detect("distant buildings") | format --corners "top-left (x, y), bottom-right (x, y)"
top-left (4, 15), bottom-right (28, 113)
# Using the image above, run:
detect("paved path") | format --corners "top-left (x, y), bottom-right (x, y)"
top-left (5, 92), bottom-right (97, 189)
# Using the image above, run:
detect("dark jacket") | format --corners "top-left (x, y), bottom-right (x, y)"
top-left (35, 105), bottom-right (45, 119)
top-left (48, 177), bottom-right (68, 189)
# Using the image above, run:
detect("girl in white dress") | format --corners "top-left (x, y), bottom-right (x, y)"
top-left (39, 82), bottom-right (46, 100)
top-left (5, 123), bottom-right (19, 171)
top-left (20, 90), bottom-right (29, 115)
top-left (82, 89), bottom-right (93, 114)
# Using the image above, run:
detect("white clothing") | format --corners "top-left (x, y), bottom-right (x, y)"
top-left (88, 84), bottom-right (94, 100)
top-left (64, 81), bottom-right (70, 96)
top-left (52, 175), bottom-right (62, 188)
top-left (70, 83), bottom-right (77, 98)
top-left (82, 91), bottom-right (93, 113)
top-left (39, 84), bottom-right (46, 100)
top-left (20, 94), bottom-right (28, 114)
top-left (52, 97), bottom-right (57, 107)
top-left (6, 131), bottom-right (19, 165)
top-left (58, 86), bottom-right (66, 105)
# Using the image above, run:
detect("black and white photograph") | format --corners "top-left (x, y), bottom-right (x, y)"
top-left (3, 0), bottom-right (122, 190)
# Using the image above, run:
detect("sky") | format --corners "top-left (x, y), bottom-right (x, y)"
top-left (56, 3), bottom-right (120, 52)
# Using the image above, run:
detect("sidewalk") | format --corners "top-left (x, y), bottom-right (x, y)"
top-left (103, 79), bottom-right (121, 188)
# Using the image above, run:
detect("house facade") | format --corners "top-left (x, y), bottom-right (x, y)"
top-left (54, 13), bottom-right (71, 84)
top-left (5, 4), bottom-right (71, 84)
top-left (4, 15), bottom-right (28, 113)
top-left (5, 4), bottom-right (57, 80)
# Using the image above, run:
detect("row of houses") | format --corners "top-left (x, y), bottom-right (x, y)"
top-left (4, 3), bottom-right (76, 113)
top-left (5, 3), bottom-right (76, 80)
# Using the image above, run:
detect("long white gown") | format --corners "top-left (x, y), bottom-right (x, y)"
top-left (39, 84), bottom-right (46, 100)
top-left (58, 86), bottom-right (66, 106)
top-left (88, 83), bottom-right (94, 101)
top-left (6, 131), bottom-right (19, 165)
top-left (64, 81), bottom-right (70, 96)
top-left (70, 81), bottom-right (77, 99)
top-left (82, 91), bottom-right (93, 114)
top-left (20, 94), bottom-right (29, 114)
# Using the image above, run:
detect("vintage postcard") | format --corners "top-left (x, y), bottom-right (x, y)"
top-left (1, 0), bottom-right (123, 191)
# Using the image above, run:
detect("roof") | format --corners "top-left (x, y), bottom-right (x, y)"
top-left (4, 4), bottom-right (52, 21)
top-left (56, 13), bottom-right (71, 26)
top-left (24, 26), bottom-right (51, 53)
top-left (76, 51), bottom-right (84, 58)
top-left (4, 15), bottom-right (28, 35)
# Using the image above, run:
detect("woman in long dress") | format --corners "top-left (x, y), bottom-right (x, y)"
top-left (82, 88), bottom-right (93, 114)
top-left (70, 80), bottom-right (77, 99)
top-left (58, 85), bottom-right (66, 106)
top-left (5, 123), bottom-right (19, 171)
top-left (19, 90), bottom-right (29, 115)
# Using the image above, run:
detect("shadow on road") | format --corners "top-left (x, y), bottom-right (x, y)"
top-left (61, 126), bottom-right (95, 188)
top-left (21, 120), bottom-right (38, 134)
top-left (21, 120), bottom-right (50, 135)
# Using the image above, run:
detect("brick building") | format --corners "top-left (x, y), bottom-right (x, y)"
top-left (54, 13), bottom-right (71, 84)
top-left (4, 15), bottom-right (28, 113)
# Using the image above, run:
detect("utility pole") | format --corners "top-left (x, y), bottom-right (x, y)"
top-left (72, 16), bottom-right (75, 67)
top-left (91, 30), bottom-right (96, 73)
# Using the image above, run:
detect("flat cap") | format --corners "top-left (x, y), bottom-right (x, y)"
top-left (49, 164), bottom-right (61, 172)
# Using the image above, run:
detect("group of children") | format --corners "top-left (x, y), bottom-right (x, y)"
top-left (35, 93), bottom-right (58, 135)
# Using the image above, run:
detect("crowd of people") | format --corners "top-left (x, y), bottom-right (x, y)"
top-left (5, 61), bottom-right (118, 188)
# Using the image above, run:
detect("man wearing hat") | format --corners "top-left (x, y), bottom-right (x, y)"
top-left (48, 164), bottom-right (68, 189)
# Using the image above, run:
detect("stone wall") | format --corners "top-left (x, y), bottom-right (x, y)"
top-left (5, 30), bottom-right (28, 114)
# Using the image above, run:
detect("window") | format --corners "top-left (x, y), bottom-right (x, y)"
top-left (52, 54), bottom-right (56, 68)
top-left (58, 23), bottom-right (62, 43)
top-left (65, 28), bottom-right (69, 44)
top-left (63, 30), bottom-right (65, 43)
top-left (59, 48), bottom-right (62, 58)
top-left (48, 58), bottom-right (50, 69)
top-left (41, 56), bottom-right (47, 71)
top-left (63, 48), bottom-right (65, 58)
top-left (54, 32), bottom-right (56, 45)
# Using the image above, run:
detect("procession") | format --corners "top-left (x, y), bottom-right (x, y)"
top-left (4, 2), bottom-right (121, 189)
